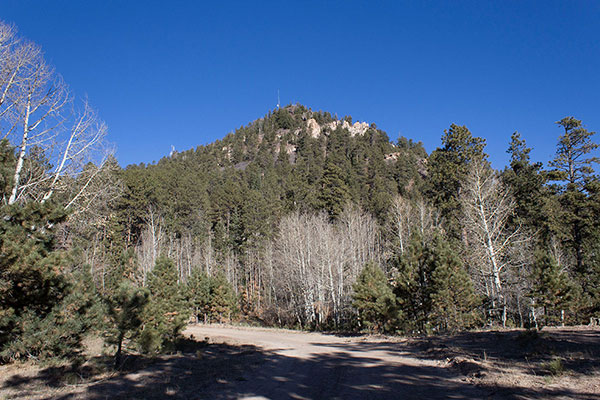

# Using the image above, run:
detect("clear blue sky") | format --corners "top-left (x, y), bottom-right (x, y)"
top-left (3, 1), bottom-right (599, 168)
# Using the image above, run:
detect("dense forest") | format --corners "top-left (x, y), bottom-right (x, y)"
top-left (1, 21), bottom-right (599, 364)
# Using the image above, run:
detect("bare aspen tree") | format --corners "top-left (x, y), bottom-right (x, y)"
top-left (0, 23), bottom-right (17, 140)
top-left (336, 205), bottom-right (379, 322)
top-left (56, 158), bottom-right (123, 288)
top-left (339, 204), bottom-right (379, 273)
top-left (41, 100), bottom-right (109, 204)
top-left (387, 195), bottom-right (440, 258)
top-left (274, 211), bottom-right (324, 326)
top-left (136, 205), bottom-right (165, 285)
top-left (199, 232), bottom-right (217, 275)
top-left (461, 160), bottom-right (526, 327)
top-left (8, 55), bottom-right (65, 204)
top-left (388, 196), bottom-right (413, 255)
top-left (0, 21), bottom-right (111, 207)
top-left (62, 156), bottom-right (122, 216)
top-left (271, 208), bottom-right (379, 327)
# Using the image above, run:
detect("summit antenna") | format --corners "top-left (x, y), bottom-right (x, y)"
top-left (277, 89), bottom-right (280, 110)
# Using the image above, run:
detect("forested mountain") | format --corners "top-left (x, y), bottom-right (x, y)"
top-left (2, 19), bottom-right (599, 364)
top-left (119, 105), bottom-right (426, 248)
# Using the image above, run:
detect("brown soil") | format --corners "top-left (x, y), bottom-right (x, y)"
top-left (1, 325), bottom-right (598, 399)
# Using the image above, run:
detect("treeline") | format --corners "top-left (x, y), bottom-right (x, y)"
top-left (1, 20), bottom-right (600, 365)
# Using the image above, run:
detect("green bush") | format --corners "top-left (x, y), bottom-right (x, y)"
top-left (543, 357), bottom-right (565, 376)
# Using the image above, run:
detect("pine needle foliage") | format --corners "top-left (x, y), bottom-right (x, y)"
top-left (139, 256), bottom-right (189, 353)
top-left (0, 202), bottom-right (97, 361)
top-left (104, 281), bottom-right (149, 367)
top-left (352, 262), bottom-right (398, 333)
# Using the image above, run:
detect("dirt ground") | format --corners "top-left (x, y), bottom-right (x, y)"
top-left (0, 325), bottom-right (598, 399)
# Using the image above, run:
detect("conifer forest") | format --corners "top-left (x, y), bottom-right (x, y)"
top-left (1, 18), bottom-right (599, 380)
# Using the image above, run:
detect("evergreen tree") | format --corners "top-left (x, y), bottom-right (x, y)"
top-left (208, 271), bottom-right (237, 322)
top-left (186, 268), bottom-right (211, 323)
top-left (548, 117), bottom-right (598, 272)
top-left (274, 108), bottom-right (295, 130)
top-left (394, 232), bottom-right (479, 334)
top-left (0, 201), bottom-right (99, 360)
top-left (393, 233), bottom-right (433, 334)
top-left (140, 256), bottom-right (189, 353)
top-left (0, 139), bottom-right (15, 200)
top-left (581, 238), bottom-right (600, 318)
top-left (581, 179), bottom-right (600, 316)
top-left (549, 117), bottom-right (598, 185)
top-left (2, 270), bottom-right (99, 361)
top-left (503, 132), bottom-right (551, 236)
top-left (352, 262), bottom-right (398, 333)
top-left (317, 161), bottom-right (350, 219)
top-left (105, 248), bottom-right (140, 293)
top-left (392, 137), bottom-right (428, 198)
top-left (546, 117), bottom-right (599, 321)
top-left (529, 250), bottom-right (577, 327)
top-left (104, 281), bottom-right (149, 367)
top-left (428, 235), bottom-right (480, 333)
top-left (426, 124), bottom-right (487, 240)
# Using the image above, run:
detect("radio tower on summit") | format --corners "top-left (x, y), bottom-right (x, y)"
top-left (277, 89), bottom-right (280, 110)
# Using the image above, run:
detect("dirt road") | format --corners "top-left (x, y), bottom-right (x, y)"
top-left (2, 325), bottom-right (597, 399)
top-left (187, 325), bottom-right (487, 400)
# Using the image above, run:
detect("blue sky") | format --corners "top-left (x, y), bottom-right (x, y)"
top-left (2, 1), bottom-right (599, 168)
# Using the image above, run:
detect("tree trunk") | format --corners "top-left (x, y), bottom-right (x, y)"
top-left (115, 331), bottom-right (124, 369)
top-left (8, 95), bottom-right (31, 205)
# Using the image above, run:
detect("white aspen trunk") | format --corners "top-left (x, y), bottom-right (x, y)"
top-left (8, 95), bottom-right (30, 204)
top-left (41, 117), bottom-right (79, 202)
top-left (531, 300), bottom-right (539, 330)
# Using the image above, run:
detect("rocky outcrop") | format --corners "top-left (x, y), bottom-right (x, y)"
top-left (306, 118), bottom-right (321, 138)
top-left (326, 120), bottom-right (369, 136)
top-left (285, 143), bottom-right (296, 154)
top-left (384, 152), bottom-right (401, 162)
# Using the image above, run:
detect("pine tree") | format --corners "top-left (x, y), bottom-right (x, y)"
top-left (140, 256), bottom-right (189, 353)
top-left (549, 117), bottom-right (598, 272)
top-left (105, 248), bottom-right (140, 294)
top-left (426, 124), bottom-right (487, 240)
top-left (317, 161), bottom-right (350, 219)
top-left (208, 271), bottom-right (237, 323)
top-left (274, 108), bottom-right (295, 130)
top-left (428, 235), bottom-right (480, 333)
top-left (394, 232), bottom-right (479, 334)
top-left (0, 201), bottom-right (100, 361)
top-left (186, 268), bottom-right (211, 323)
top-left (546, 117), bottom-right (599, 321)
top-left (549, 117), bottom-right (598, 186)
top-left (582, 179), bottom-right (600, 317)
top-left (503, 132), bottom-right (550, 236)
top-left (393, 233), bottom-right (433, 334)
top-left (0, 139), bottom-right (15, 199)
top-left (529, 250), bottom-right (577, 327)
top-left (352, 262), bottom-right (398, 333)
top-left (104, 281), bottom-right (149, 367)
